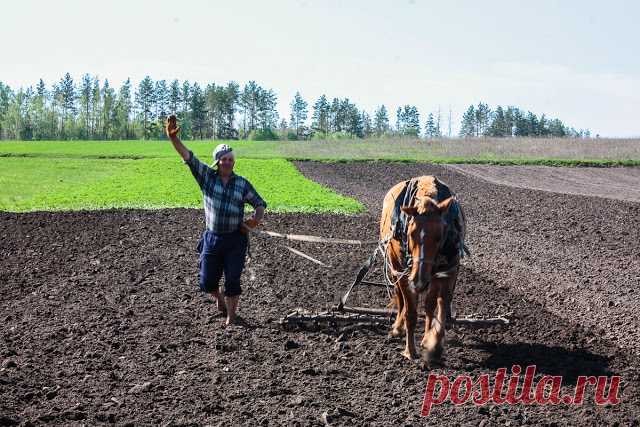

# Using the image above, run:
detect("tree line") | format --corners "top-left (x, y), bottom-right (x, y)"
top-left (458, 103), bottom-right (589, 138)
top-left (0, 74), bottom-right (587, 141)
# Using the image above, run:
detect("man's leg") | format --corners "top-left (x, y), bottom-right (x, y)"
top-left (199, 244), bottom-right (226, 315)
top-left (212, 289), bottom-right (226, 314)
top-left (222, 233), bottom-right (248, 325)
top-left (224, 295), bottom-right (239, 325)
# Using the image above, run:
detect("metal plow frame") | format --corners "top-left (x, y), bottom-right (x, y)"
top-left (279, 244), bottom-right (510, 329)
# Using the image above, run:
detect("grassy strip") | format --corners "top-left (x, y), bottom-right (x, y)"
top-left (310, 158), bottom-right (640, 167)
top-left (1, 139), bottom-right (639, 164)
top-left (0, 157), bottom-right (364, 214)
top-left (3, 153), bottom-right (637, 167)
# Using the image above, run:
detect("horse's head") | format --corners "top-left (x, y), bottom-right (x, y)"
top-left (400, 196), bottom-right (455, 293)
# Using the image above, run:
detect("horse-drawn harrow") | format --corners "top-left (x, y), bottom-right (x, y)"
top-left (259, 230), bottom-right (510, 330)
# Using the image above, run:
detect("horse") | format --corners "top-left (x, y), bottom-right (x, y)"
top-left (379, 176), bottom-right (466, 361)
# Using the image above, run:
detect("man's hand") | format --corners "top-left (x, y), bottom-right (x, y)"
top-left (240, 217), bottom-right (259, 235)
top-left (166, 114), bottom-right (180, 140)
top-left (166, 114), bottom-right (190, 161)
top-left (244, 218), bottom-right (259, 229)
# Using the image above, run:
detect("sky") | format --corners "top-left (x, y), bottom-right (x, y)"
top-left (3, 0), bottom-right (639, 137)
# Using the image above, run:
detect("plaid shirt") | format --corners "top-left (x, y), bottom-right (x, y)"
top-left (185, 151), bottom-right (267, 233)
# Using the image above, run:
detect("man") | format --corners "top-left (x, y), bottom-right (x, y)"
top-left (165, 115), bottom-right (266, 325)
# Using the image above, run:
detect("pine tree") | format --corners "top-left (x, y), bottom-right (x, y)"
top-left (548, 118), bottom-right (566, 137)
top-left (344, 102), bottom-right (363, 138)
top-left (58, 73), bottom-right (76, 138)
top-left (154, 80), bottom-right (169, 137)
top-left (32, 79), bottom-right (48, 139)
top-left (487, 105), bottom-right (507, 137)
top-left (361, 111), bottom-right (372, 138)
top-left (169, 79), bottom-right (181, 114)
top-left (538, 114), bottom-right (549, 136)
top-left (222, 81), bottom-right (239, 139)
top-left (311, 94), bottom-right (330, 135)
top-left (115, 78), bottom-right (133, 139)
top-left (78, 74), bottom-right (93, 139)
top-left (190, 83), bottom-right (207, 139)
top-left (512, 108), bottom-right (528, 136)
top-left (504, 106), bottom-right (517, 137)
top-left (0, 82), bottom-right (13, 138)
top-left (256, 88), bottom-right (278, 132)
top-left (475, 102), bottom-right (491, 136)
top-left (5, 88), bottom-right (24, 139)
top-left (204, 83), bottom-right (217, 138)
top-left (240, 81), bottom-right (259, 136)
top-left (425, 113), bottom-right (437, 138)
top-left (289, 92), bottom-right (308, 139)
top-left (91, 77), bottom-right (101, 138)
top-left (526, 111), bottom-right (539, 136)
top-left (459, 105), bottom-right (475, 137)
top-left (136, 76), bottom-right (155, 139)
top-left (101, 80), bottom-right (115, 139)
top-left (398, 105), bottom-right (420, 137)
top-left (373, 105), bottom-right (389, 136)
top-left (180, 81), bottom-right (191, 116)
top-left (330, 98), bottom-right (343, 132)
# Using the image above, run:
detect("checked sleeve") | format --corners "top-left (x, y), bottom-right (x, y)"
top-left (184, 150), bottom-right (212, 191)
top-left (243, 180), bottom-right (267, 209)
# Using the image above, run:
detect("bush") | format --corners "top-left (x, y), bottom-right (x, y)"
top-left (248, 129), bottom-right (280, 141)
top-left (327, 131), bottom-right (356, 140)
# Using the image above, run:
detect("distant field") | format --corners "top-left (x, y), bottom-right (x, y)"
top-left (1, 138), bottom-right (639, 165)
top-left (2, 138), bottom-right (639, 213)
top-left (0, 157), bottom-right (363, 213)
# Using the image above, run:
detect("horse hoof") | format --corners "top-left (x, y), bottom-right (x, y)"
top-left (401, 349), bottom-right (419, 360)
top-left (420, 336), bottom-right (435, 350)
top-left (431, 345), bottom-right (444, 360)
top-left (424, 344), bottom-right (444, 363)
top-left (389, 328), bottom-right (404, 338)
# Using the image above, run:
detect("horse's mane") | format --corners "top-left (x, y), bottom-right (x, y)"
top-left (414, 197), bottom-right (440, 215)
top-left (413, 177), bottom-right (439, 214)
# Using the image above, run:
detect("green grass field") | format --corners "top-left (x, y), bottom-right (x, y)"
top-left (0, 156), bottom-right (363, 213)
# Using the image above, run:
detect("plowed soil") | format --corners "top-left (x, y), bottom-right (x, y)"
top-left (445, 164), bottom-right (640, 203)
top-left (1, 162), bottom-right (639, 426)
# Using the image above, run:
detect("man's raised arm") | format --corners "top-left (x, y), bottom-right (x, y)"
top-left (165, 115), bottom-right (190, 161)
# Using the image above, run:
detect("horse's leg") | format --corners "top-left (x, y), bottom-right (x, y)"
top-left (422, 280), bottom-right (447, 361)
top-left (400, 279), bottom-right (419, 360)
top-left (420, 283), bottom-right (438, 348)
top-left (390, 284), bottom-right (406, 337)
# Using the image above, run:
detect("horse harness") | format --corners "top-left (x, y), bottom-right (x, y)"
top-left (389, 178), bottom-right (466, 274)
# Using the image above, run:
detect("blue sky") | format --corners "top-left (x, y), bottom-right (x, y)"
top-left (3, 0), bottom-right (639, 136)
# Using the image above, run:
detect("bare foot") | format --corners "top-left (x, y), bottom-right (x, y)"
top-left (216, 298), bottom-right (227, 313)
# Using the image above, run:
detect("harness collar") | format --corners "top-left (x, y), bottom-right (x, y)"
top-left (390, 177), bottom-right (463, 273)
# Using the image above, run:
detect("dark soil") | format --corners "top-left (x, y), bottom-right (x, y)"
top-left (1, 161), bottom-right (639, 426)
top-left (446, 164), bottom-right (640, 203)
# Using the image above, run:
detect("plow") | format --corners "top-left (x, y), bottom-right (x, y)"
top-left (257, 230), bottom-right (511, 330)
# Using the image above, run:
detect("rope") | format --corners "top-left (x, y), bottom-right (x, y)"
top-left (378, 237), bottom-right (410, 300)
top-left (254, 229), bottom-right (378, 245)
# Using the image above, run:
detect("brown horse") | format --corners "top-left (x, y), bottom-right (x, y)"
top-left (380, 176), bottom-right (466, 361)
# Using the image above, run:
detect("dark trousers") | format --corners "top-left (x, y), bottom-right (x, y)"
top-left (197, 230), bottom-right (247, 297)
